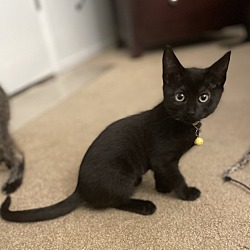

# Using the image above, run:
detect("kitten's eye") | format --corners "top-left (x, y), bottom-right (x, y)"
top-left (199, 93), bottom-right (210, 103)
top-left (175, 93), bottom-right (185, 102)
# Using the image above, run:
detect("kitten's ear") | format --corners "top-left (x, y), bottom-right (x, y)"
top-left (162, 46), bottom-right (184, 84)
top-left (208, 51), bottom-right (231, 86)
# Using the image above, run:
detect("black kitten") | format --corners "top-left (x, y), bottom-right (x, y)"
top-left (0, 85), bottom-right (24, 194)
top-left (1, 47), bottom-right (231, 222)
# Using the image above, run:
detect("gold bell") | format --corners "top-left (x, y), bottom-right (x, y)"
top-left (194, 137), bottom-right (204, 146)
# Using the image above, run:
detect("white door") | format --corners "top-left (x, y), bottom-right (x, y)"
top-left (42, 0), bottom-right (115, 70)
top-left (0, 0), bottom-right (53, 94)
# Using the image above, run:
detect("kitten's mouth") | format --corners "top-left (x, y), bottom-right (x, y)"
top-left (174, 115), bottom-right (197, 124)
top-left (176, 116), bottom-right (201, 125)
top-left (183, 114), bottom-right (208, 124)
top-left (167, 109), bottom-right (203, 124)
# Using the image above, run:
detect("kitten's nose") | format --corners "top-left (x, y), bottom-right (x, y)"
top-left (187, 110), bottom-right (196, 117)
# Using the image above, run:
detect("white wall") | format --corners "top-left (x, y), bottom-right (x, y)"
top-left (42, 0), bottom-right (115, 71)
top-left (0, 0), bottom-right (53, 94)
top-left (0, 0), bottom-right (115, 94)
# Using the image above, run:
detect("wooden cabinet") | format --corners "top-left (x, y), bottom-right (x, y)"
top-left (112, 0), bottom-right (248, 56)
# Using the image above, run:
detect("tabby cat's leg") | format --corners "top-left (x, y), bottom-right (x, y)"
top-left (2, 140), bottom-right (24, 194)
top-left (114, 199), bottom-right (156, 215)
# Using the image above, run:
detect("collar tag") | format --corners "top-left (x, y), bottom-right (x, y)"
top-left (193, 121), bottom-right (203, 146)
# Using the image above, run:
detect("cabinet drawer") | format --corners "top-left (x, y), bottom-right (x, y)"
top-left (131, 0), bottom-right (241, 43)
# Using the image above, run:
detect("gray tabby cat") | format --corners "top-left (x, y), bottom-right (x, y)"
top-left (0, 85), bottom-right (24, 193)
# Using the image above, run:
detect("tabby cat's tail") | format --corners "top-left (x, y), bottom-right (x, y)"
top-left (1, 191), bottom-right (82, 223)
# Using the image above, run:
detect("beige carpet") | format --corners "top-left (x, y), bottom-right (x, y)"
top-left (1, 38), bottom-right (250, 249)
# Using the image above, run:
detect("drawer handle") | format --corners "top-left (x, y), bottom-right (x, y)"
top-left (168, 0), bottom-right (180, 6)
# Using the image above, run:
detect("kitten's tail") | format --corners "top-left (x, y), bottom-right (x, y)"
top-left (1, 191), bottom-right (82, 223)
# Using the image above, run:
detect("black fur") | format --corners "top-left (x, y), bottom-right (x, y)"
top-left (1, 47), bottom-right (231, 222)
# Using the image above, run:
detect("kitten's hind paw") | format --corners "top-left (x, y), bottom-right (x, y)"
top-left (138, 200), bottom-right (157, 215)
top-left (115, 199), bottom-right (156, 215)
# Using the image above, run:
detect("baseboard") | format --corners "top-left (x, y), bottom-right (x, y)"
top-left (57, 37), bottom-right (115, 73)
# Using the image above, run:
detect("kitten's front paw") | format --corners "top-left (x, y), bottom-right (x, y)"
top-left (178, 187), bottom-right (201, 201)
top-left (155, 185), bottom-right (172, 194)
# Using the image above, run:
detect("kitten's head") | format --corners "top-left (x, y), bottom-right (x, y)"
top-left (162, 47), bottom-right (231, 124)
